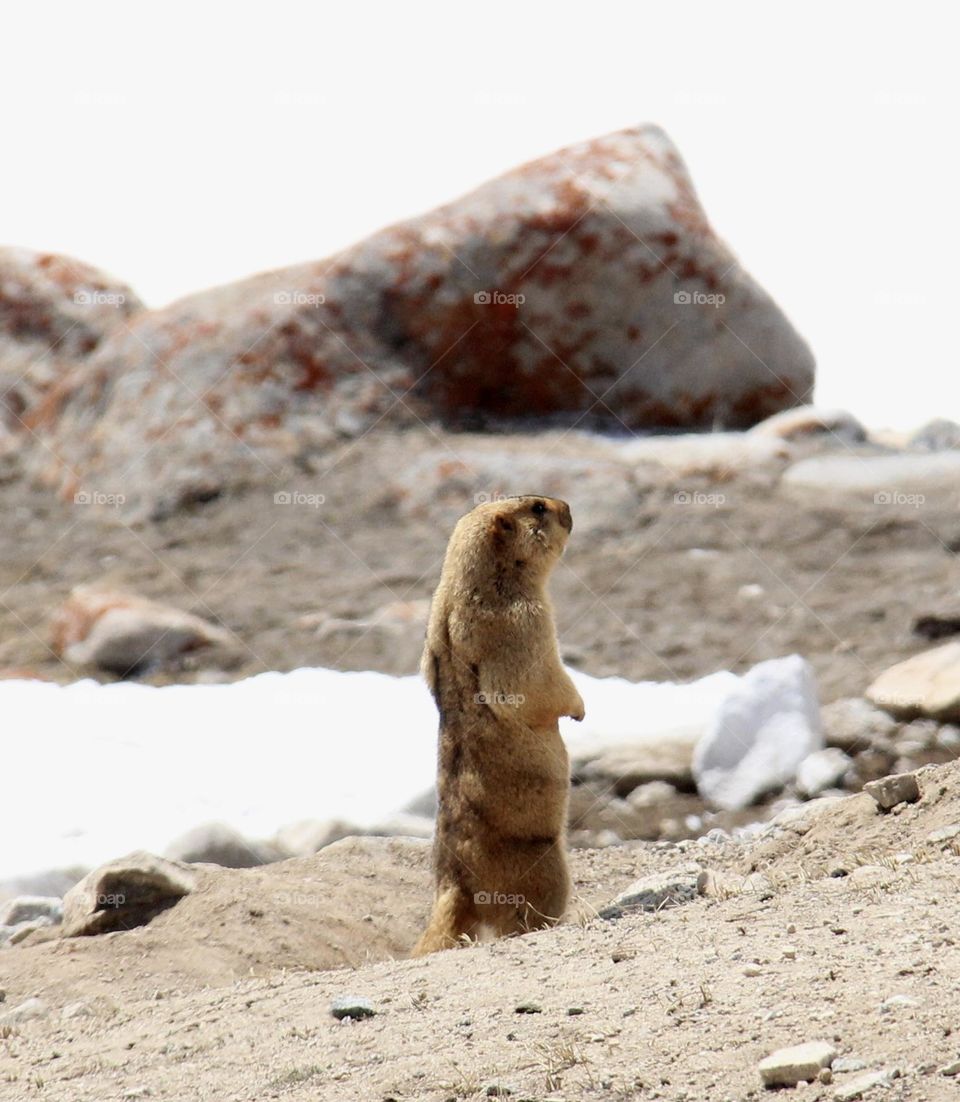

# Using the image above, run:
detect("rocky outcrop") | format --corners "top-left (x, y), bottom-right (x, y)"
top-left (28, 125), bottom-right (813, 516)
top-left (0, 248), bottom-right (142, 443)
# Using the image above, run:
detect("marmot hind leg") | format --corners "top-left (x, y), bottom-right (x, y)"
top-left (490, 843), bottom-right (570, 938)
top-left (411, 884), bottom-right (481, 957)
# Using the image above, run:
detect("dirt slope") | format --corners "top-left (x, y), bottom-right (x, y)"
top-left (2, 763), bottom-right (960, 1100)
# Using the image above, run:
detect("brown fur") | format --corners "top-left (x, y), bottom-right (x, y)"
top-left (412, 496), bottom-right (584, 956)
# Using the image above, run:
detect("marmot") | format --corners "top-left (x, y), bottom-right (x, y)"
top-left (412, 495), bottom-right (584, 956)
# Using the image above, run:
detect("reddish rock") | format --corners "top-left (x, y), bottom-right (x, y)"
top-left (51, 586), bottom-right (235, 676)
top-left (0, 248), bottom-right (142, 440)
top-left (32, 125), bottom-right (813, 515)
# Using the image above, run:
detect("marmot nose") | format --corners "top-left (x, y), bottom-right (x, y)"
top-left (557, 502), bottom-right (572, 532)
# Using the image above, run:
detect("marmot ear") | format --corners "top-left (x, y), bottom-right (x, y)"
top-left (491, 514), bottom-right (515, 539)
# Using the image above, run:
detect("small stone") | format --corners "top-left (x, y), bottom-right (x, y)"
top-left (940, 1060), bottom-right (960, 1076)
top-left (743, 965), bottom-right (762, 977)
top-left (782, 946), bottom-right (798, 960)
top-left (928, 824), bottom-right (960, 845)
top-left (0, 997), bottom-right (48, 1024)
top-left (0, 896), bottom-right (63, 927)
top-left (819, 1067), bottom-right (833, 1084)
top-left (330, 996), bottom-right (375, 1021)
top-left (600, 864), bottom-right (702, 919)
top-left (833, 1069), bottom-right (898, 1101)
top-left (567, 1007), bottom-right (584, 1016)
top-left (880, 994), bottom-right (920, 1011)
top-left (863, 772), bottom-right (921, 811)
top-left (514, 1001), bottom-right (542, 1014)
top-left (485, 1085), bottom-right (514, 1097)
top-left (758, 1041), bottom-right (836, 1087)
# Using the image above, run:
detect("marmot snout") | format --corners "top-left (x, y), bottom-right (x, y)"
top-left (412, 495), bottom-right (584, 956)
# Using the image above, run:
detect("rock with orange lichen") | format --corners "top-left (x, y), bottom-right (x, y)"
top-left (51, 586), bottom-right (236, 676)
top-left (28, 125), bottom-right (813, 516)
top-left (0, 248), bottom-right (142, 442)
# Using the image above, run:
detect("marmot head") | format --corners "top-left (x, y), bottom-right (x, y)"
top-left (450, 495), bottom-right (573, 587)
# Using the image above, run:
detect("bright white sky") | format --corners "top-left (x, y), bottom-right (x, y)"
top-left (4, 1), bottom-right (956, 430)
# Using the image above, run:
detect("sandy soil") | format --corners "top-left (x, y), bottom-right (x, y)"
top-left (2, 761), bottom-right (959, 1101)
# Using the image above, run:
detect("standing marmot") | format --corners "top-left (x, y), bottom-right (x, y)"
top-left (412, 495), bottom-right (584, 956)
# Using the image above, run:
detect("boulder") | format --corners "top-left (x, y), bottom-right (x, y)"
top-left (0, 247), bottom-right (142, 440)
top-left (61, 851), bottom-right (196, 937)
top-left (29, 125), bottom-right (813, 516)
top-left (866, 642), bottom-right (960, 722)
top-left (693, 655), bottom-right (822, 810)
top-left (749, 405), bottom-right (866, 445)
top-left (51, 586), bottom-right (236, 675)
top-left (908, 418), bottom-right (960, 451)
top-left (164, 822), bottom-right (277, 868)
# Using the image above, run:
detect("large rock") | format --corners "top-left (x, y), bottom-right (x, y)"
top-left (0, 248), bottom-right (142, 446)
top-left (692, 655), bottom-right (822, 810)
top-left (30, 125), bottom-right (813, 516)
top-left (61, 851), bottom-right (196, 937)
top-left (866, 643), bottom-right (960, 722)
top-left (782, 451), bottom-right (960, 502)
top-left (51, 586), bottom-right (236, 675)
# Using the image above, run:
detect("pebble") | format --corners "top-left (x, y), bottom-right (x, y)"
top-left (758, 1041), bottom-right (836, 1087)
top-left (941, 1060), bottom-right (960, 1076)
top-left (880, 994), bottom-right (920, 1011)
top-left (863, 772), bottom-right (921, 811)
top-left (743, 965), bottom-right (762, 977)
top-left (927, 824), bottom-right (960, 844)
top-left (330, 996), bottom-right (376, 1021)
top-left (514, 1001), bottom-right (542, 1014)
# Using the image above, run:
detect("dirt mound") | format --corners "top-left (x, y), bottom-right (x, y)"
top-left (1, 837), bottom-right (433, 1004)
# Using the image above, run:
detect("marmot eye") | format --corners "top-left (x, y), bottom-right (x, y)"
top-left (531, 501), bottom-right (547, 516)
